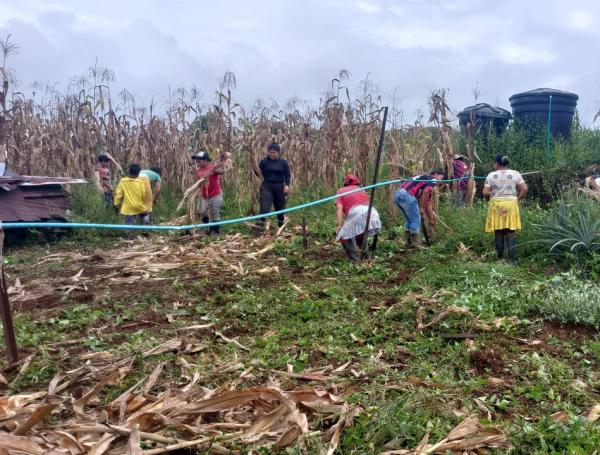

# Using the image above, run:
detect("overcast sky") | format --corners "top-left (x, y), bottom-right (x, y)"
top-left (1, 0), bottom-right (599, 124)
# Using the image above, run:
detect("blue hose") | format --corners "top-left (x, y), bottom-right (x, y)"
top-left (0, 176), bottom-right (484, 231)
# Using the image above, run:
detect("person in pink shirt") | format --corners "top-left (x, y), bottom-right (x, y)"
top-left (335, 173), bottom-right (381, 260)
top-left (452, 154), bottom-right (469, 206)
top-left (192, 151), bottom-right (224, 235)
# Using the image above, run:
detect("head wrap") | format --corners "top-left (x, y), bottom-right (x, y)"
top-left (343, 174), bottom-right (360, 186)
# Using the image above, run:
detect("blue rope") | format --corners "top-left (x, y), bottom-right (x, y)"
top-left (0, 176), bottom-right (485, 231)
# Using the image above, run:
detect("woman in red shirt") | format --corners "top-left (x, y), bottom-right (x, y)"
top-left (192, 151), bottom-right (224, 235)
top-left (335, 173), bottom-right (381, 260)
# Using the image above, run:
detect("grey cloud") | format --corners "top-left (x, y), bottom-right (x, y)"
top-left (0, 0), bottom-right (599, 123)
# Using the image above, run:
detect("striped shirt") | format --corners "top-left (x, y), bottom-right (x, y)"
top-left (401, 175), bottom-right (436, 199)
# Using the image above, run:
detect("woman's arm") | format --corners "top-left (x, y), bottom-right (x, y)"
top-left (336, 203), bottom-right (344, 232)
top-left (517, 182), bottom-right (528, 200)
top-left (283, 160), bottom-right (291, 193)
top-left (422, 189), bottom-right (436, 228)
top-left (153, 181), bottom-right (161, 202)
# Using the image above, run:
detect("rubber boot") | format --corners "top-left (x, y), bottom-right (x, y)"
top-left (404, 230), bottom-right (411, 247)
top-left (506, 232), bottom-right (516, 263)
top-left (494, 230), bottom-right (505, 259)
top-left (409, 232), bottom-right (421, 248)
top-left (369, 234), bottom-right (379, 253)
top-left (342, 240), bottom-right (360, 261)
top-left (202, 216), bottom-right (209, 224)
top-left (209, 224), bottom-right (221, 236)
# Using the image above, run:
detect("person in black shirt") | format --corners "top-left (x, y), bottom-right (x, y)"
top-left (257, 143), bottom-right (291, 232)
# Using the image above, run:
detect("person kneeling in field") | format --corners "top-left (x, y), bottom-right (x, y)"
top-left (394, 169), bottom-right (445, 248)
top-left (193, 151), bottom-right (224, 236)
top-left (335, 173), bottom-right (381, 261)
top-left (114, 163), bottom-right (152, 227)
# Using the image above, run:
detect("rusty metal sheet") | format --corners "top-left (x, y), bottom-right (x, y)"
top-left (0, 187), bottom-right (71, 222)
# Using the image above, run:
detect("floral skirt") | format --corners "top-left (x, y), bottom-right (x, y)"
top-left (337, 205), bottom-right (381, 240)
top-left (485, 198), bottom-right (521, 232)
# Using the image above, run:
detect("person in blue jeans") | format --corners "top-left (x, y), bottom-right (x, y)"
top-left (394, 169), bottom-right (444, 247)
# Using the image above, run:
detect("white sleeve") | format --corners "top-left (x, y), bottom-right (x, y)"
top-left (515, 171), bottom-right (525, 185)
top-left (484, 173), bottom-right (492, 187)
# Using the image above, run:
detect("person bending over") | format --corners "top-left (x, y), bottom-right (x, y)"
top-left (335, 173), bottom-right (382, 261)
top-left (394, 169), bottom-right (445, 248)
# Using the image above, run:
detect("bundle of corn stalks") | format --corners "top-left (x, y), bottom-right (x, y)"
top-left (429, 90), bottom-right (455, 181)
top-left (0, 358), bottom-right (361, 453)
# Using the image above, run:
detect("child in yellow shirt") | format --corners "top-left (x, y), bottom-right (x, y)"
top-left (114, 164), bottom-right (152, 225)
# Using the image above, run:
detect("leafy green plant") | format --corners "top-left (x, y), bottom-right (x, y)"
top-left (531, 271), bottom-right (600, 326)
top-left (531, 192), bottom-right (600, 267)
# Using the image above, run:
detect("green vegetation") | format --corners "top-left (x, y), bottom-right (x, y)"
top-left (2, 193), bottom-right (599, 453)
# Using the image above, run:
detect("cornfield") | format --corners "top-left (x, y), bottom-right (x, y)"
top-left (1, 58), bottom-right (458, 212)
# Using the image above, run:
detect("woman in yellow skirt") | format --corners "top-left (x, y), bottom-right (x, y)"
top-left (482, 154), bottom-right (528, 261)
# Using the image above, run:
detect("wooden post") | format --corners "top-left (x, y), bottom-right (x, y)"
top-left (0, 229), bottom-right (18, 365)
top-left (301, 216), bottom-right (308, 249)
top-left (361, 107), bottom-right (388, 259)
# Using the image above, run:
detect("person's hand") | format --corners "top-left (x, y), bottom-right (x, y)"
top-left (283, 185), bottom-right (289, 194)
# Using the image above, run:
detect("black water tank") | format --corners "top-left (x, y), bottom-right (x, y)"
top-left (509, 88), bottom-right (578, 137)
top-left (458, 103), bottom-right (512, 136)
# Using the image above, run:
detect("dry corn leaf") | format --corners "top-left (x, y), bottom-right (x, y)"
top-left (215, 331), bottom-right (250, 351)
top-left (73, 372), bottom-right (118, 416)
top-left (142, 339), bottom-right (182, 357)
top-left (14, 402), bottom-right (60, 435)
top-left (550, 411), bottom-right (569, 423)
top-left (416, 305), bottom-right (470, 331)
top-left (126, 424), bottom-right (143, 455)
top-left (587, 404), bottom-right (600, 422)
top-left (0, 433), bottom-right (45, 455)
top-left (256, 266), bottom-right (280, 275)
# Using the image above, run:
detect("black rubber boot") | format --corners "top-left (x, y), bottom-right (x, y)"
top-left (342, 241), bottom-right (359, 261)
top-left (506, 231), bottom-right (516, 262)
top-left (369, 234), bottom-right (379, 253)
top-left (202, 216), bottom-right (209, 224)
top-left (494, 230), bottom-right (505, 259)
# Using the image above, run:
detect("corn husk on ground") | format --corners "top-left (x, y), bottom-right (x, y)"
top-left (0, 357), bottom-right (360, 454)
top-left (7, 233), bottom-right (287, 307)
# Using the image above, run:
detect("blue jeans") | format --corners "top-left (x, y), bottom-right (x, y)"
top-left (103, 191), bottom-right (113, 208)
top-left (394, 188), bottom-right (421, 234)
top-left (125, 213), bottom-right (150, 225)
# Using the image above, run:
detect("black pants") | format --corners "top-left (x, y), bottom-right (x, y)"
top-left (259, 182), bottom-right (286, 226)
top-left (494, 229), bottom-right (516, 261)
